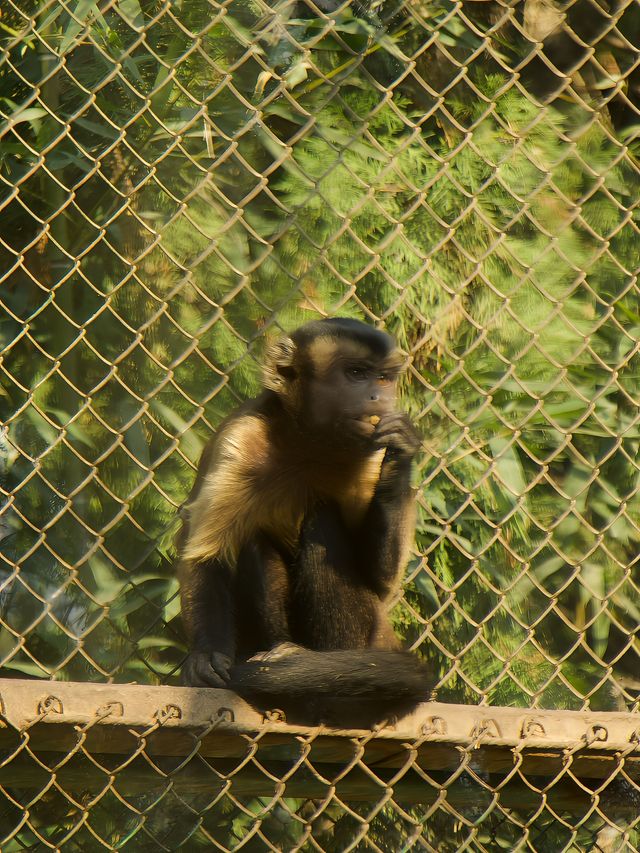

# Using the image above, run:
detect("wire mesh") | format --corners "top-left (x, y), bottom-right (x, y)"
top-left (0, 681), bottom-right (638, 850)
top-left (0, 0), bottom-right (639, 848)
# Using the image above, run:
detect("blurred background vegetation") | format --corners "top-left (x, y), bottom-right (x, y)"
top-left (0, 0), bottom-right (639, 847)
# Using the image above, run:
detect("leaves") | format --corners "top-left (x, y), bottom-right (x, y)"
top-left (1, 0), bottom-right (637, 715)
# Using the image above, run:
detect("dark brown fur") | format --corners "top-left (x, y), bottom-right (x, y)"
top-left (178, 318), bottom-right (431, 725)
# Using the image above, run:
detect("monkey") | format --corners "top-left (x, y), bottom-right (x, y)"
top-left (177, 317), bottom-right (432, 725)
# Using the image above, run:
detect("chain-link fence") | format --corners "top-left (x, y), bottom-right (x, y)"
top-left (1, 0), bottom-right (639, 848)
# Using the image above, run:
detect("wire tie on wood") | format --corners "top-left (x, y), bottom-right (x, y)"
top-left (37, 695), bottom-right (63, 716)
top-left (420, 715), bottom-right (446, 737)
top-left (155, 704), bottom-right (182, 724)
top-left (96, 702), bottom-right (124, 719)
top-left (583, 724), bottom-right (608, 745)
top-left (264, 708), bottom-right (287, 723)
top-left (213, 707), bottom-right (235, 723)
top-left (520, 717), bottom-right (546, 738)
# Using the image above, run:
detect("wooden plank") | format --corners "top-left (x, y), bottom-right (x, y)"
top-left (0, 678), bottom-right (637, 793)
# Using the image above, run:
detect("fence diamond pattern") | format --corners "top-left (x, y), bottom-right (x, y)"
top-left (0, 0), bottom-right (639, 848)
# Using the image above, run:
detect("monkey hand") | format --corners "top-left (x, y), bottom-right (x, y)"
top-left (373, 413), bottom-right (421, 458)
top-left (182, 650), bottom-right (233, 688)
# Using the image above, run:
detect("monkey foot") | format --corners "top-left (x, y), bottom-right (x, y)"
top-left (248, 642), bottom-right (302, 663)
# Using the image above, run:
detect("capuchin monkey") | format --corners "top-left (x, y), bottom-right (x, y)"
top-left (178, 318), bottom-right (431, 725)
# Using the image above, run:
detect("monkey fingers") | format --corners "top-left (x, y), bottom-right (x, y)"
top-left (347, 417), bottom-right (377, 439)
top-left (182, 650), bottom-right (232, 688)
top-left (373, 413), bottom-right (421, 456)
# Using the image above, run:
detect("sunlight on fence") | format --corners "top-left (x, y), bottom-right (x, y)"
top-left (1, 0), bottom-right (639, 847)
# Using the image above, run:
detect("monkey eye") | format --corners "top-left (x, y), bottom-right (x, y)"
top-left (345, 366), bottom-right (369, 381)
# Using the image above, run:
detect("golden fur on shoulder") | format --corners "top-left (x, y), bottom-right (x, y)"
top-left (182, 414), bottom-right (392, 567)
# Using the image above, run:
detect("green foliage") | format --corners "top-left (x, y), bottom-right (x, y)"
top-left (2, 0), bottom-right (638, 715)
top-left (0, 0), bottom-right (638, 845)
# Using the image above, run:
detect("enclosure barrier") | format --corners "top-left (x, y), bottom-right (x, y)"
top-left (1, 0), bottom-right (639, 847)
top-left (0, 680), bottom-right (638, 848)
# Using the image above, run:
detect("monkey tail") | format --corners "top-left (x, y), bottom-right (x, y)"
top-left (229, 648), bottom-right (432, 706)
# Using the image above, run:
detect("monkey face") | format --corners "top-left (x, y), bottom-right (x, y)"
top-left (264, 319), bottom-right (408, 451)
top-left (301, 346), bottom-right (401, 446)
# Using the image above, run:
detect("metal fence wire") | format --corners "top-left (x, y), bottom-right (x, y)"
top-left (0, 0), bottom-right (639, 848)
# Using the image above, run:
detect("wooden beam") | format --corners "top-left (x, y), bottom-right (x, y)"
top-left (0, 678), bottom-right (637, 808)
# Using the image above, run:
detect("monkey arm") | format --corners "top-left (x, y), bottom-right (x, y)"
top-left (177, 432), bottom-right (239, 687)
top-left (180, 414), bottom-right (275, 566)
top-left (180, 558), bottom-right (236, 687)
top-left (179, 414), bottom-right (286, 685)
top-left (355, 412), bottom-right (420, 597)
top-left (235, 534), bottom-right (293, 654)
top-left (356, 455), bottom-right (416, 597)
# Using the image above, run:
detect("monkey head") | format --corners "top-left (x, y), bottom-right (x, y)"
top-left (263, 318), bottom-right (412, 453)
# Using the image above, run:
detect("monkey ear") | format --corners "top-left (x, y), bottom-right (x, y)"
top-left (263, 336), bottom-right (297, 392)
